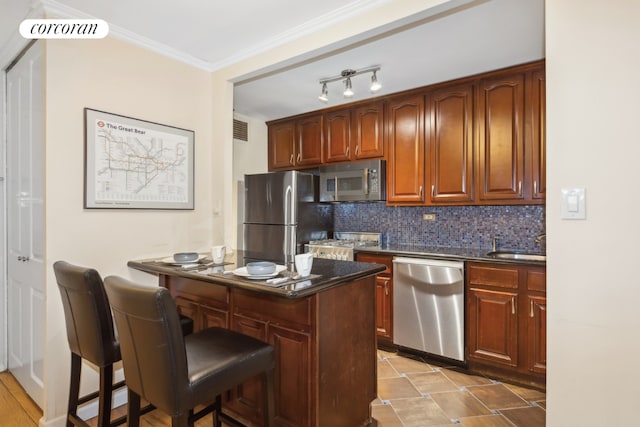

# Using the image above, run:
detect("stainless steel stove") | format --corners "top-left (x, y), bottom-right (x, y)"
top-left (305, 232), bottom-right (382, 261)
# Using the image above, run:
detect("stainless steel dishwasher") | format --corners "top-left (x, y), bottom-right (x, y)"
top-left (393, 257), bottom-right (465, 362)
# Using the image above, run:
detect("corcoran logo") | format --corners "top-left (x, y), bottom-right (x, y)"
top-left (19, 19), bottom-right (109, 39)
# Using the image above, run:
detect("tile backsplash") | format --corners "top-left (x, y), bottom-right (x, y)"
top-left (333, 202), bottom-right (546, 253)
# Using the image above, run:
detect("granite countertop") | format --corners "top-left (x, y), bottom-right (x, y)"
top-left (128, 255), bottom-right (386, 298)
top-left (354, 243), bottom-right (546, 265)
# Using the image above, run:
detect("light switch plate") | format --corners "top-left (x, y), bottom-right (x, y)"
top-left (561, 188), bottom-right (586, 219)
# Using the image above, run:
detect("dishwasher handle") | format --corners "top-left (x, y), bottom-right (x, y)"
top-left (393, 256), bottom-right (464, 269)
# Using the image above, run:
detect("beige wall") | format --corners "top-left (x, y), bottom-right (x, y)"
top-left (546, 0), bottom-right (640, 425)
top-left (43, 37), bottom-right (218, 424)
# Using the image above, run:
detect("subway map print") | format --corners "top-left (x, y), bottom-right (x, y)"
top-left (85, 109), bottom-right (194, 209)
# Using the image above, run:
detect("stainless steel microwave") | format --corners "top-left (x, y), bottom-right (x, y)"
top-left (319, 159), bottom-right (386, 202)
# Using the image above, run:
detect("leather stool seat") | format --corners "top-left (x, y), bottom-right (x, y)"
top-left (104, 275), bottom-right (275, 427)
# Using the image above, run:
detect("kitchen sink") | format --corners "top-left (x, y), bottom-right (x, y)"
top-left (486, 251), bottom-right (546, 262)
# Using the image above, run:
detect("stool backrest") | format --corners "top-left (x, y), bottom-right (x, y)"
top-left (53, 260), bottom-right (120, 367)
top-left (103, 276), bottom-right (190, 414)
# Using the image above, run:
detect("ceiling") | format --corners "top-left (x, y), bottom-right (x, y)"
top-left (1, 0), bottom-right (544, 121)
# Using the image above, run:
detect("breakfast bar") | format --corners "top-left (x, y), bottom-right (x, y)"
top-left (128, 256), bottom-right (386, 427)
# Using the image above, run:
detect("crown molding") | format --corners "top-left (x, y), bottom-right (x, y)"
top-left (32, 0), bottom-right (392, 73)
top-left (39, 0), bottom-right (214, 71)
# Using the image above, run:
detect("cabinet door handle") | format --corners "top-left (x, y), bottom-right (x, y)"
top-left (518, 180), bottom-right (522, 194)
top-left (297, 153), bottom-right (301, 163)
top-left (511, 296), bottom-right (516, 315)
top-left (431, 185), bottom-right (435, 198)
top-left (419, 186), bottom-right (423, 198)
top-left (346, 146), bottom-right (350, 158)
top-left (289, 154), bottom-right (294, 165)
top-left (530, 300), bottom-right (534, 317)
top-left (355, 145), bottom-right (360, 156)
top-left (534, 180), bottom-right (538, 194)
top-left (385, 282), bottom-right (389, 296)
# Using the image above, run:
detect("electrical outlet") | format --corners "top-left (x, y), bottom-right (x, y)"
top-left (422, 213), bottom-right (436, 221)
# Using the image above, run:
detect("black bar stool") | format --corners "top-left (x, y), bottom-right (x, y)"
top-left (54, 261), bottom-right (194, 427)
top-left (103, 275), bottom-right (275, 427)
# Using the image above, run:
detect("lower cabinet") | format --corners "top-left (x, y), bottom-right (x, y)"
top-left (160, 274), bottom-right (377, 427)
top-left (355, 252), bottom-right (394, 347)
top-left (466, 262), bottom-right (546, 387)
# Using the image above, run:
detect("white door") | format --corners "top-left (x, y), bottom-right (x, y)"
top-left (6, 41), bottom-right (45, 408)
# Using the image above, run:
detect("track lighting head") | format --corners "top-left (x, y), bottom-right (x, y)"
top-left (370, 71), bottom-right (382, 93)
top-left (343, 78), bottom-right (354, 98)
top-left (318, 82), bottom-right (329, 103)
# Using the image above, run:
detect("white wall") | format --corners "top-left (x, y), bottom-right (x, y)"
top-left (42, 37), bottom-right (217, 425)
top-left (232, 112), bottom-right (268, 250)
top-left (546, 1), bottom-right (640, 425)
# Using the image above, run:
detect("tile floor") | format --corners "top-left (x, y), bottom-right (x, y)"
top-left (373, 350), bottom-right (545, 427)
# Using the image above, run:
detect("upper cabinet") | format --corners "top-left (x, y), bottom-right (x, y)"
top-left (476, 65), bottom-right (546, 204)
top-left (386, 94), bottom-right (425, 203)
top-left (477, 72), bottom-right (526, 201)
top-left (323, 108), bottom-right (352, 163)
top-left (352, 101), bottom-right (385, 160)
top-left (323, 101), bottom-right (385, 163)
top-left (529, 68), bottom-right (546, 200)
top-left (268, 113), bottom-right (323, 170)
top-left (267, 60), bottom-right (545, 206)
top-left (427, 83), bottom-right (475, 203)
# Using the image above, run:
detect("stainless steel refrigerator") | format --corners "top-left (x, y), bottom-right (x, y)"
top-left (243, 171), bottom-right (332, 267)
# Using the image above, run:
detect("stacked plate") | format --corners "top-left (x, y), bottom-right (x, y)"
top-left (232, 265), bottom-right (287, 280)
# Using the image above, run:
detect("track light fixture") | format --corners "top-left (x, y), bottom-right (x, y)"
top-left (318, 66), bottom-right (381, 103)
top-left (343, 77), bottom-right (354, 98)
top-left (318, 82), bottom-right (329, 103)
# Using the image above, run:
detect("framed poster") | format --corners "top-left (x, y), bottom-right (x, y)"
top-left (84, 108), bottom-right (194, 209)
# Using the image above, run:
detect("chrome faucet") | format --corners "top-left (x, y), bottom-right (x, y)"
top-left (535, 233), bottom-right (546, 244)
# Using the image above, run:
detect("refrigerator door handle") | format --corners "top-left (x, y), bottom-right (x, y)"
top-left (284, 185), bottom-right (293, 265)
top-left (266, 181), bottom-right (271, 206)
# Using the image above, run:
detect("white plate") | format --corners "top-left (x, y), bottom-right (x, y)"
top-left (233, 265), bottom-right (287, 280)
top-left (160, 255), bottom-right (206, 265)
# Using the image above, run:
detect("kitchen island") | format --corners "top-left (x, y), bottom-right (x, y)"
top-left (128, 256), bottom-right (386, 427)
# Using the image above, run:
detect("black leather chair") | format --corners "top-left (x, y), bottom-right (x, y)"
top-left (103, 275), bottom-right (275, 427)
top-left (53, 261), bottom-right (194, 427)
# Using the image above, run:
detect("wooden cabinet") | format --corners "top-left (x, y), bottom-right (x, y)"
top-left (268, 119), bottom-right (296, 170)
top-left (268, 114), bottom-right (323, 170)
top-left (323, 108), bottom-right (352, 163)
top-left (386, 94), bottom-right (425, 203)
top-left (529, 68), bottom-right (546, 200)
top-left (356, 252), bottom-right (394, 347)
top-left (466, 262), bottom-right (546, 387)
top-left (352, 101), bottom-right (385, 160)
top-left (525, 268), bottom-right (546, 374)
top-left (477, 72), bottom-right (526, 201)
top-left (427, 83), bottom-right (474, 203)
top-left (160, 274), bottom-right (377, 427)
top-left (476, 65), bottom-right (546, 204)
top-left (323, 101), bottom-right (385, 163)
top-left (467, 265), bottom-right (519, 367)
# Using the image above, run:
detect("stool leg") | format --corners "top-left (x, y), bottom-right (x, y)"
top-left (97, 364), bottom-right (114, 427)
top-left (127, 390), bottom-right (141, 427)
top-left (262, 368), bottom-right (275, 427)
top-left (67, 353), bottom-right (82, 427)
top-left (213, 395), bottom-right (222, 427)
